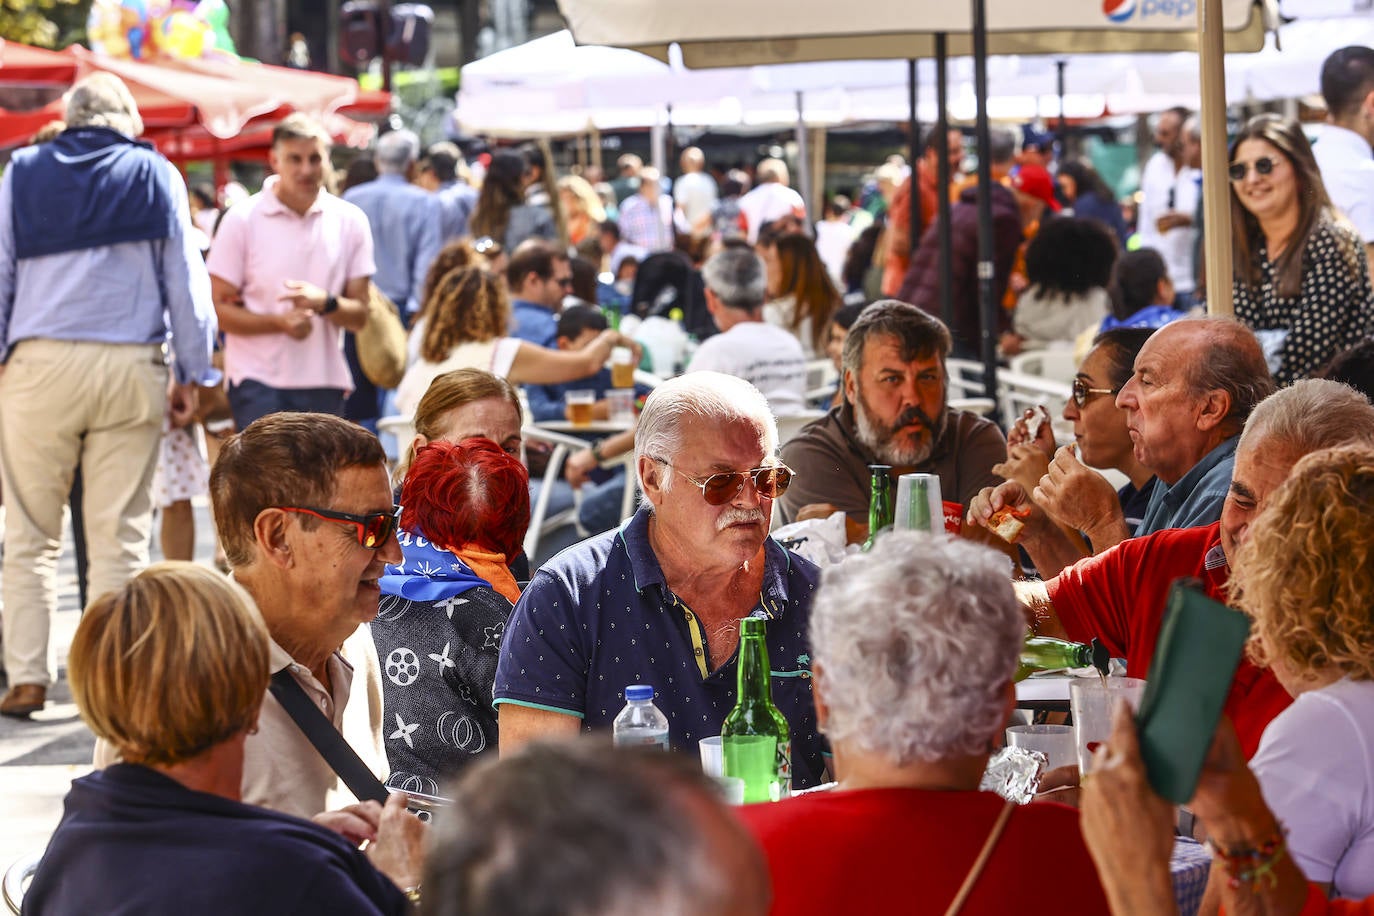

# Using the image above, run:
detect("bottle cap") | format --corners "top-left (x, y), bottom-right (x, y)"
top-left (625, 684), bottom-right (654, 701)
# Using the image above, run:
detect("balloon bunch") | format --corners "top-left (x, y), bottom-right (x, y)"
top-left (87, 0), bottom-right (239, 62)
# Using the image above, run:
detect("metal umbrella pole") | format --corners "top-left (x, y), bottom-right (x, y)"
top-left (935, 33), bottom-right (954, 332)
top-left (971, 0), bottom-right (999, 406)
top-left (908, 58), bottom-right (922, 254)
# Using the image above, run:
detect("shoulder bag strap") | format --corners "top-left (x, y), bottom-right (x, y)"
top-left (943, 800), bottom-right (1016, 916)
top-left (268, 669), bottom-right (390, 805)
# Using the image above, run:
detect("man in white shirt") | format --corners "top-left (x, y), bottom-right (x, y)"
top-left (688, 246), bottom-right (807, 417)
top-left (673, 146), bottom-right (718, 239)
top-left (1315, 46), bottom-right (1374, 272)
top-left (738, 158), bottom-right (807, 244)
top-left (1136, 106), bottom-right (1200, 308)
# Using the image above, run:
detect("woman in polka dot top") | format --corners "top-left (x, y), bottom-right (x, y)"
top-left (1229, 114), bottom-right (1374, 385)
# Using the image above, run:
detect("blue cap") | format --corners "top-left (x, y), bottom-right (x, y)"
top-left (625, 684), bottom-right (654, 701)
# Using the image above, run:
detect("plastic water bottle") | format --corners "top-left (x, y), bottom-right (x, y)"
top-left (612, 685), bottom-right (670, 750)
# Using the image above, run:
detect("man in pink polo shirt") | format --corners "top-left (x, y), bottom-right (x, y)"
top-left (207, 114), bottom-right (374, 428)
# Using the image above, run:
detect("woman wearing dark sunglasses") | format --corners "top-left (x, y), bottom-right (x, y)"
top-left (1230, 114), bottom-right (1374, 385)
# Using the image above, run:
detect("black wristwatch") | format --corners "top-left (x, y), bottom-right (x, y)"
top-left (322, 294), bottom-right (339, 315)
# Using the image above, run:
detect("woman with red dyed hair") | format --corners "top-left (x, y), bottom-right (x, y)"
top-left (370, 437), bottom-right (529, 793)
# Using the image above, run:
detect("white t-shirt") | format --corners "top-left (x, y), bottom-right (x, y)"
top-left (1251, 677), bottom-right (1374, 898)
top-left (739, 182), bottom-right (807, 243)
top-left (687, 320), bottom-right (808, 416)
top-left (396, 337), bottom-right (521, 415)
top-left (1136, 151), bottom-right (1199, 294)
top-left (1313, 124), bottom-right (1374, 243)
top-left (674, 171), bottom-right (719, 231)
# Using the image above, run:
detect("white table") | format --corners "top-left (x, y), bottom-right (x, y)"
top-left (534, 419), bottom-right (634, 434)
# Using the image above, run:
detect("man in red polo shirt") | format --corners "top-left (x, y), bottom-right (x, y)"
top-left (971, 379), bottom-right (1374, 758)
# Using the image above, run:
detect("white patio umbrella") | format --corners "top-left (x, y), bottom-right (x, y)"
top-left (557, 0), bottom-right (1278, 401)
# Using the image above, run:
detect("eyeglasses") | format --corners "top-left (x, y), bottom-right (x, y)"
top-left (1228, 156), bottom-right (1279, 182)
top-left (656, 461), bottom-right (794, 506)
top-left (276, 505), bottom-right (402, 549)
top-left (1071, 379), bottom-right (1118, 408)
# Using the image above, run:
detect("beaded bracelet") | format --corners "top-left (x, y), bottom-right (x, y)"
top-left (1205, 831), bottom-right (1288, 890)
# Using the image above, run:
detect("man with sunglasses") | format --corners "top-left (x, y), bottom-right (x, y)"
top-left (776, 300), bottom-right (1005, 540)
top-left (186, 412), bottom-right (400, 818)
top-left (493, 372), bottom-right (829, 791)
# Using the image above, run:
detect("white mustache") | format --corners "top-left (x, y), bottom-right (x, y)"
top-left (717, 508), bottom-right (767, 530)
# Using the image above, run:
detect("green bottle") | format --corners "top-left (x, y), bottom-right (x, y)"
top-left (721, 617), bottom-right (791, 803)
top-left (1014, 636), bottom-right (1110, 682)
top-left (862, 464), bottom-right (894, 552)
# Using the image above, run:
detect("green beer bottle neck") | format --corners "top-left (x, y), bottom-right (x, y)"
top-left (736, 620), bottom-right (773, 705)
top-left (865, 465), bottom-right (893, 549)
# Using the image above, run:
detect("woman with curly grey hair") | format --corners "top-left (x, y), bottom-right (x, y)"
top-left (737, 531), bottom-right (1109, 915)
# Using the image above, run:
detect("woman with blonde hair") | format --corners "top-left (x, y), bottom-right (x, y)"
top-left (763, 233), bottom-right (842, 358)
top-left (24, 562), bottom-right (422, 915)
top-left (1225, 441), bottom-right (1374, 900)
top-left (558, 174), bottom-right (606, 246)
top-left (395, 266), bottom-right (638, 414)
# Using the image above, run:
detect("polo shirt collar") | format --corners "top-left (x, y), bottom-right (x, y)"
top-left (260, 174), bottom-right (327, 218)
top-left (616, 505), bottom-right (793, 618)
top-left (1317, 124), bottom-right (1374, 161)
top-left (1157, 435), bottom-right (1238, 514)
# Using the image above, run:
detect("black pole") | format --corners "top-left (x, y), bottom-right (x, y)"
top-left (935, 33), bottom-right (954, 332)
top-left (971, 0), bottom-right (998, 405)
top-left (1056, 59), bottom-right (1068, 152)
top-left (379, 0), bottom-right (393, 93)
top-left (907, 58), bottom-right (922, 254)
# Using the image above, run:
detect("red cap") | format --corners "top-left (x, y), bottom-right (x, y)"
top-left (1012, 164), bottom-right (1061, 212)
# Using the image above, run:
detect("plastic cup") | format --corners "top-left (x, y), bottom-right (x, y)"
top-left (698, 735), bottom-right (724, 777)
top-left (565, 389), bottom-right (596, 427)
top-left (607, 389), bottom-right (636, 424)
top-left (610, 346), bottom-right (636, 388)
top-left (1006, 724), bottom-right (1077, 771)
top-left (1070, 677), bottom-right (1146, 774)
top-left (894, 473), bottom-right (944, 533)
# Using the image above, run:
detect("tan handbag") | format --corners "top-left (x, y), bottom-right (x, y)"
top-left (356, 283), bottom-right (408, 389)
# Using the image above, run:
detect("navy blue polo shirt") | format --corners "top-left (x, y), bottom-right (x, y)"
top-left (493, 505), bottom-right (827, 789)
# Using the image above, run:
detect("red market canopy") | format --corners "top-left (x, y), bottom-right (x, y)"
top-left (0, 42), bottom-right (389, 159)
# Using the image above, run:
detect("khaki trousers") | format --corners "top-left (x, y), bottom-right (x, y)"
top-left (0, 339), bottom-right (166, 686)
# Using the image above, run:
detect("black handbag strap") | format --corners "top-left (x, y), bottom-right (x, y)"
top-left (269, 669), bottom-right (390, 804)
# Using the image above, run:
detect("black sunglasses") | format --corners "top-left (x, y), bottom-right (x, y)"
top-left (277, 504), bottom-right (401, 549)
top-left (657, 461), bottom-right (794, 506)
top-left (1071, 378), bottom-right (1117, 408)
top-left (1228, 156), bottom-right (1279, 182)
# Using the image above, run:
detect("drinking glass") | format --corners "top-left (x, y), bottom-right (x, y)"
top-left (565, 390), bottom-right (596, 427)
top-left (1006, 724), bottom-right (1077, 771)
top-left (894, 473), bottom-right (943, 532)
top-left (1070, 676), bottom-right (1146, 774)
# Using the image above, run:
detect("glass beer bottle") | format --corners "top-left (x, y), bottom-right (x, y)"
top-left (1014, 635), bottom-right (1110, 682)
top-left (721, 617), bottom-right (791, 803)
top-left (862, 464), bottom-right (894, 552)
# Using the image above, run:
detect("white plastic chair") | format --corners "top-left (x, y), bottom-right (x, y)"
top-left (3, 852), bottom-right (39, 915)
top-left (776, 410), bottom-right (826, 447)
top-left (1009, 349), bottom-right (1078, 385)
top-left (520, 426), bottom-right (589, 559)
top-left (803, 358), bottom-right (839, 403)
top-left (949, 397), bottom-right (996, 417)
top-left (996, 369), bottom-right (1074, 443)
top-left (946, 358), bottom-right (989, 400)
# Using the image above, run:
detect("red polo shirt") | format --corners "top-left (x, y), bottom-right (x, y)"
top-left (1046, 522), bottom-right (1291, 759)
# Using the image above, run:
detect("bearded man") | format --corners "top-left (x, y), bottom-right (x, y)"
top-left (778, 300), bottom-right (1005, 538)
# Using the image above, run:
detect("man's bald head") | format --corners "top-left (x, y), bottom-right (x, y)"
top-left (1169, 318), bottom-right (1275, 437)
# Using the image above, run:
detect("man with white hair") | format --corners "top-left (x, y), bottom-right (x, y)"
top-left (689, 247), bottom-right (807, 416)
top-left (0, 72), bottom-right (218, 716)
top-left (493, 372), bottom-right (828, 790)
top-left (673, 146), bottom-right (718, 238)
top-left (616, 165), bottom-right (675, 252)
top-left (343, 129), bottom-right (442, 321)
top-left (739, 157), bottom-right (807, 244)
top-left (207, 114), bottom-right (372, 430)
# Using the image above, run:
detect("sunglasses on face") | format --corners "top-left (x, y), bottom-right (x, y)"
top-left (1071, 379), bottom-right (1118, 408)
top-left (276, 505), bottom-right (402, 549)
top-left (659, 461), bottom-right (794, 506)
top-left (1228, 156), bottom-right (1279, 182)
top-left (472, 236), bottom-right (503, 256)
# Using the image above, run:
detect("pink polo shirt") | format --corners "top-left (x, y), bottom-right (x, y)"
top-left (207, 176), bottom-right (375, 392)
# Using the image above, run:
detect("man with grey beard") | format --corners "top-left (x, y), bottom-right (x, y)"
top-left (493, 372), bottom-right (828, 790)
top-left (778, 300), bottom-right (1004, 539)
